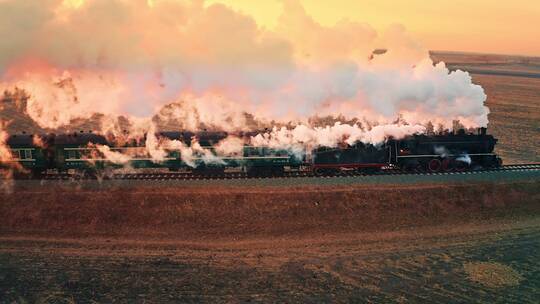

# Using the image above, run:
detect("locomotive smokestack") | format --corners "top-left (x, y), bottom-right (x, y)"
top-left (480, 127), bottom-right (487, 136)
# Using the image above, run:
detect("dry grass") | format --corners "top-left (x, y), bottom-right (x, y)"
top-left (1, 181), bottom-right (538, 240)
top-left (431, 51), bottom-right (540, 73)
top-left (464, 262), bottom-right (523, 288)
top-left (1, 179), bottom-right (538, 302)
top-left (473, 74), bottom-right (540, 163)
top-left (35, 292), bottom-right (77, 304)
top-left (1, 217), bottom-right (539, 303)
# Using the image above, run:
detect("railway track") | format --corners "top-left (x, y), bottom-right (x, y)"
top-left (33, 163), bottom-right (540, 181)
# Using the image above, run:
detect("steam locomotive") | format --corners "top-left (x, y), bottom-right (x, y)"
top-left (2, 127), bottom-right (501, 178)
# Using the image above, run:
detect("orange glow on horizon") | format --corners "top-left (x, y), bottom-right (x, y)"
top-left (207, 0), bottom-right (540, 56)
top-left (62, 0), bottom-right (85, 9)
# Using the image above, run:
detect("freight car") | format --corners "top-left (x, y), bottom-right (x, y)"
top-left (2, 127), bottom-right (501, 178)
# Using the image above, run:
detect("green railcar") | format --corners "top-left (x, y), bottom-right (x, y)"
top-left (159, 131), bottom-right (304, 173)
top-left (5, 134), bottom-right (49, 175)
top-left (54, 133), bottom-right (181, 172)
top-left (241, 146), bottom-right (302, 167)
top-left (170, 145), bottom-right (303, 173)
top-left (51, 132), bottom-right (303, 175)
top-left (54, 133), bottom-right (107, 172)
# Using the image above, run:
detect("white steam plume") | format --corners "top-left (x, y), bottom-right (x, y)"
top-left (0, 0), bottom-right (489, 156)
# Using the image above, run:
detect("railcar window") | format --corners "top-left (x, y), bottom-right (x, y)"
top-left (23, 150), bottom-right (32, 159)
top-left (78, 149), bottom-right (93, 159)
top-left (276, 150), bottom-right (287, 157)
top-left (67, 150), bottom-right (78, 160)
top-left (83, 149), bottom-right (92, 158)
top-left (10, 150), bottom-right (20, 160)
top-left (121, 147), bottom-right (146, 158)
top-left (246, 147), bottom-right (257, 156)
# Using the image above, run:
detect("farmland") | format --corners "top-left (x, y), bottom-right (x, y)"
top-left (1, 179), bottom-right (539, 302)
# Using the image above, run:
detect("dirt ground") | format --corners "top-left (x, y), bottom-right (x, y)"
top-left (0, 180), bottom-right (539, 303)
top-left (1, 220), bottom-right (539, 303)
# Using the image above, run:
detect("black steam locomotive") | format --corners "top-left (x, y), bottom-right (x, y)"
top-left (311, 127), bottom-right (500, 175)
top-left (2, 127), bottom-right (501, 177)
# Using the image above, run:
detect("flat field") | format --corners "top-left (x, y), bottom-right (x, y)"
top-left (1, 219), bottom-right (539, 303)
top-left (1, 178), bottom-right (539, 303)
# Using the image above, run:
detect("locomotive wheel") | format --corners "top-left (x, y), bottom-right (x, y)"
top-left (29, 169), bottom-right (44, 179)
top-left (328, 168), bottom-right (340, 176)
top-left (12, 170), bottom-right (32, 180)
top-left (357, 167), bottom-right (378, 175)
top-left (428, 159), bottom-right (442, 173)
top-left (441, 158), bottom-right (453, 172)
top-left (314, 168), bottom-right (338, 176)
top-left (415, 162), bottom-right (427, 173)
top-left (314, 167), bottom-right (325, 176)
top-left (454, 160), bottom-right (469, 172)
top-left (247, 167), bottom-right (272, 177)
top-left (95, 168), bottom-right (114, 180)
top-left (402, 161), bottom-right (418, 172)
top-left (195, 167), bottom-right (225, 177)
top-left (81, 169), bottom-right (98, 179)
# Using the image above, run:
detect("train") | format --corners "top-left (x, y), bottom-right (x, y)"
top-left (2, 127), bottom-right (502, 178)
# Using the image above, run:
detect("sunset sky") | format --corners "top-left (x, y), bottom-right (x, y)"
top-left (207, 0), bottom-right (540, 56)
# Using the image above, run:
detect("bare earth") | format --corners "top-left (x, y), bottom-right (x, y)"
top-left (0, 178), bottom-right (539, 303)
top-left (1, 219), bottom-right (540, 303)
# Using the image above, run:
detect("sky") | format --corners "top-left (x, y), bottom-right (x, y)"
top-left (207, 0), bottom-right (540, 56)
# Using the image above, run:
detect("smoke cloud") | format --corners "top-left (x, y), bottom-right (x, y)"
top-left (0, 0), bottom-right (489, 164)
top-left (0, 120), bottom-right (18, 192)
